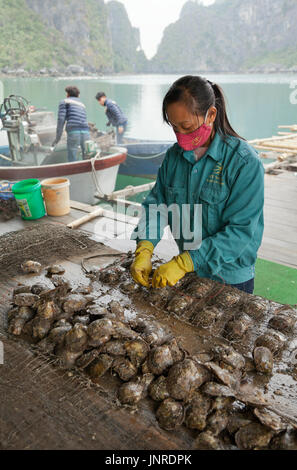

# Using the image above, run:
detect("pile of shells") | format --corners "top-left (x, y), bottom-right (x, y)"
top-left (6, 260), bottom-right (297, 450)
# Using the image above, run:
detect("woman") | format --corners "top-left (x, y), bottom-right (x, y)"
top-left (130, 75), bottom-right (264, 294)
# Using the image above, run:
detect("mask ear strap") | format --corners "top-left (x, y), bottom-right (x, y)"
top-left (204, 108), bottom-right (210, 123)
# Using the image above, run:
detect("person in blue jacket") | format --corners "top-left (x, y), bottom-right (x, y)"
top-left (96, 92), bottom-right (128, 144)
top-left (130, 75), bottom-right (264, 294)
top-left (53, 86), bottom-right (90, 162)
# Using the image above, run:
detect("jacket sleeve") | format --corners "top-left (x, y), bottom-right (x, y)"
top-left (107, 101), bottom-right (126, 126)
top-left (131, 153), bottom-right (169, 247)
top-left (189, 157), bottom-right (264, 276)
top-left (55, 101), bottom-right (67, 143)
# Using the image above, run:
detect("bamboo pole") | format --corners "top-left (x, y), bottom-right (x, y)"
top-left (105, 182), bottom-right (155, 200)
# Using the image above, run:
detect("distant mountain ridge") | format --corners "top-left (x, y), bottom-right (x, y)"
top-left (0, 0), bottom-right (296, 75)
top-left (151, 0), bottom-right (297, 73)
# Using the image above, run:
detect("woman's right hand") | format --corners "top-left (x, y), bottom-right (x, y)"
top-left (130, 241), bottom-right (154, 287)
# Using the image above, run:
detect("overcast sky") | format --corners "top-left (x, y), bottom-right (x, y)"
top-left (107, 0), bottom-right (215, 59)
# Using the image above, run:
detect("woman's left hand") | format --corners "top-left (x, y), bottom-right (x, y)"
top-left (152, 251), bottom-right (194, 288)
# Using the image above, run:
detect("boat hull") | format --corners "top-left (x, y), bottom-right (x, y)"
top-left (119, 141), bottom-right (173, 179)
top-left (0, 147), bottom-right (127, 205)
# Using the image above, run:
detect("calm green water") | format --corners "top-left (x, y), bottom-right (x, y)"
top-left (1, 73), bottom-right (297, 141)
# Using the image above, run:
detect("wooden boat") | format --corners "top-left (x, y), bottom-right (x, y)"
top-left (0, 96), bottom-right (127, 205)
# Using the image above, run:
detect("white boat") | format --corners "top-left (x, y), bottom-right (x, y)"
top-left (0, 95), bottom-right (127, 205)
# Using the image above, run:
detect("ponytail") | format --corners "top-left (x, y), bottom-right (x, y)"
top-left (163, 75), bottom-right (244, 141)
top-left (211, 82), bottom-right (244, 140)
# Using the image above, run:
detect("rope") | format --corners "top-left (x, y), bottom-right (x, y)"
top-left (90, 150), bottom-right (106, 197)
top-left (126, 151), bottom-right (166, 160)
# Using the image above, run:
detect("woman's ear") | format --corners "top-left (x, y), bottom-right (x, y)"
top-left (208, 106), bottom-right (217, 125)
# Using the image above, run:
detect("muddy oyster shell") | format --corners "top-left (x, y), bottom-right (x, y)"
top-left (204, 362), bottom-right (240, 389)
top-left (215, 289), bottom-right (242, 308)
top-left (21, 260), bottom-right (42, 274)
top-left (108, 301), bottom-right (125, 321)
top-left (113, 357), bottom-right (138, 381)
top-left (136, 319), bottom-right (172, 346)
top-left (227, 412), bottom-right (253, 435)
top-left (124, 339), bottom-right (149, 367)
top-left (225, 313), bottom-right (253, 340)
top-left (167, 359), bottom-right (210, 401)
top-left (167, 294), bottom-right (193, 319)
top-left (31, 283), bottom-right (50, 295)
top-left (62, 294), bottom-right (89, 314)
top-left (46, 264), bottom-right (65, 275)
top-left (120, 281), bottom-right (140, 294)
top-left (148, 376), bottom-right (170, 402)
top-left (101, 339), bottom-right (126, 356)
top-left (64, 324), bottom-right (88, 353)
top-left (211, 396), bottom-right (234, 412)
top-left (73, 315), bottom-right (90, 326)
top-left (76, 349), bottom-right (100, 369)
top-left (149, 288), bottom-right (171, 308)
top-left (87, 318), bottom-right (114, 347)
top-left (147, 338), bottom-right (184, 375)
top-left (243, 297), bottom-right (268, 320)
top-left (13, 285), bottom-right (32, 295)
top-left (254, 329), bottom-right (287, 355)
top-left (235, 423), bottom-right (274, 450)
top-left (185, 391), bottom-right (212, 431)
top-left (156, 398), bottom-right (184, 431)
top-left (87, 354), bottom-right (114, 381)
top-left (118, 374), bottom-right (154, 405)
top-left (193, 431), bottom-right (224, 450)
top-left (270, 429), bottom-right (297, 450)
top-left (206, 409), bottom-right (229, 436)
top-left (186, 277), bottom-right (215, 298)
top-left (8, 306), bottom-right (35, 336)
top-left (13, 293), bottom-right (39, 307)
top-left (48, 324), bottom-right (72, 345)
top-left (253, 408), bottom-right (287, 433)
top-left (191, 306), bottom-right (224, 328)
top-left (253, 347), bottom-right (274, 374)
top-left (268, 313), bottom-right (296, 333)
top-left (212, 344), bottom-right (245, 370)
top-left (55, 346), bottom-right (83, 369)
top-left (202, 382), bottom-right (236, 398)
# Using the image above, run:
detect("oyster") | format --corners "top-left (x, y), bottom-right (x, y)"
top-left (243, 297), bottom-right (268, 320)
top-left (108, 301), bottom-right (125, 321)
top-left (192, 306), bottom-right (224, 328)
top-left (211, 396), bottom-right (234, 412)
top-left (73, 315), bottom-right (90, 326)
top-left (102, 339), bottom-right (126, 356)
top-left (149, 288), bottom-right (171, 308)
top-left (156, 398), bottom-right (184, 431)
top-left (124, 339), bottom-right (150, 367)
top-left (118, 374), bottom-right (154, 405)
top-left (87, 318), bottom-right (114, 347)
top-left (212, 344), bottom-right (245, 370)
top-left (147, 338), bottom-right (184, 375)
top-left (254, 329), bottom-right (287, 355)
top-left (48, 325), bottom-right (72, 345)
top-left (55, 345), bottom-right (83, 369)
top-left (31, 283), bottom-right (50, 295)
top-left (167, 294), bottom-right (193, 319)
top-left (227, 412), bottom-right (253, 435)
top-left (253, 408), bottom-right (287, 433)
top-left (186, 277), bottom-right (215, 298)
top-left (204, 362), bottom-right (240, 389)
top-left (268, 313), bottom-right (296, 333)
top-left (138, 320), bottom-right (172, 346)
top-left (13, 285), bottom-right (31, 295)
top-left (167, 359), bottom-right (210, 401)
top-left (101, 269), bottom-right (124, 284)
top-left (46, 264), bottom-right (65, 276)
top-left (112, 320), bottom-right (139, 340)
top-left (235, 423), bottom-right (274, 450)
top-left (8, 306), bottom-right (35, 336)
top-left (225, 313), bottom-right (253, 340)
top-left (112, 357), bottom-right (138, 381)
top-left (64, 324), bottom-right (88, 353)
top-left (13, 293), bottom-right (39, 307)
top-left (206, 409), bottom-right (229, 436)
top-left (185, 391), bottom-right (212, 431)
top-left (120, 281), bottom-right (140, 294)
top-left (76, 349), bottom-right (100, 369)
top-left (215, 290), bottom-right (242, 308)
top-left (87, 354), bottom-right (114, 381)
top-left (253, 347), bottom-right (274, 374)
top-left (270, 429), bottom-right (297, 450)
top-left (62, 294), bottom-right (89, 314)
top-left (202, 382), bottom-right (236, 398)
top-left (148, 376), bottom-right (170, 402)
top-left (193, 431), bottom-right (224, 450)
top-left (21, 260), bottom-right (42, 274)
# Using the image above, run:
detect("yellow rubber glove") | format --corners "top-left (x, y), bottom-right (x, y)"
top-left (152, 251), bottom-right (194, 288)
top-left (130, 241), bottom-right (154, 287)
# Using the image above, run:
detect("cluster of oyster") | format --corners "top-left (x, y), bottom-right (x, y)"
top-left (7, 260), bottom-right (297, 450)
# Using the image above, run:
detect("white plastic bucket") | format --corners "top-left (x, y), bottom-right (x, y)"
top-left (41, 177), bottom-right (70, 216)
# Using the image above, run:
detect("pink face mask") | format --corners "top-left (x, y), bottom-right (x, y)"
top-left (174, 109), bottom-right (212, 151)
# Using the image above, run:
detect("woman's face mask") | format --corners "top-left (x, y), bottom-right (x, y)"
top-left (174, 109), bottom-right (212, 151)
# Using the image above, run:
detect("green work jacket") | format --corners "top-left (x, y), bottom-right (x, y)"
top-left (131, 132), bottom-right (265, 284)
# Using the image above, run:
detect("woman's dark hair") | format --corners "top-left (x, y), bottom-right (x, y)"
top-left (95, 92), bottom-right (106, 100)
top-left (162, 75), bottom-right (244, 140)
top-left (65, 86), bottom-right (80, 97)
